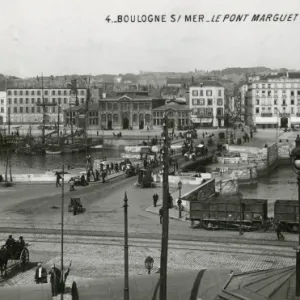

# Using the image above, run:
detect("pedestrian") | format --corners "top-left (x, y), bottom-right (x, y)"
top-left (97, 131), bottom-right (99, 136)
top-left (69, 177), bottom-right (75, 191)
top-left (275, 222), bottom-right (284, 240)
top-left (95, 169), bottom-right (100, 181)
top-left (80, 174), bottom-right (86, 186)
top-left (159, 207), bottom-right (163, 224)
top-left (49, 264), bottom-right (61, 296)
top-left (87, 170), bottom-right (91, 182)
top-left (250, 131), bottom-right (253, 138)
top-left (55, 172), bottom-right (61, 187)
top-left (153, 193), bottom-right (159, 207)
top-left (111, 162), bottom-right (114, 173)
top-left (101, 170), bottom-right (106, 183)
top-left (106, 164), bottom-right (110, 175)
top-left (35, 263), bottom-right (47, 284)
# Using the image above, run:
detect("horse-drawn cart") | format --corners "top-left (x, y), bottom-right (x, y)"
top-left (0, 243), bottom-right (30, 275)
top-left (68, 198), bottom-right (86, 215)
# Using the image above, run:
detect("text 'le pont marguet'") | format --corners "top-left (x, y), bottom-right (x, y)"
top-left (105, 13), bottom-right (299, 24)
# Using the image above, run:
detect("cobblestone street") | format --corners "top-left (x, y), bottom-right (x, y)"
top-left (0, 234), bottom-right (295, 291)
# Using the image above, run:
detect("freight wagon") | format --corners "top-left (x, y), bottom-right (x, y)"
top-left (274, 200), bottom-right (299, 232)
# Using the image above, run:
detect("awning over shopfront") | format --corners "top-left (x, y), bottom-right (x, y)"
top-left (255, 117), bottom-right (278, 124)
top-left (291, 117), bottom-right (300, 124)
top-left (191, 117), bottom-right (213, 123)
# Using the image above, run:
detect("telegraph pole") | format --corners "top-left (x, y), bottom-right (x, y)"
top-left (123, 192), bottom-right (129, 300)
top-left (60, 164), bottom-right (65, 300)
top-left (159, 113), bottom-right (170, 300)
top-left (85, 78), bottom-right (90, 158)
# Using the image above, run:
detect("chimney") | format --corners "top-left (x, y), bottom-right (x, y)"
top-left (287, 71), bottom-right (289, 78)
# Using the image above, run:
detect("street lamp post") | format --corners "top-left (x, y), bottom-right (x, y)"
top-left (289, 134), bottom-right (300, 299)
top-left (177, 181), bottom-right (182, 219)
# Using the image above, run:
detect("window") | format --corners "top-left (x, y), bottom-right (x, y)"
top-left (52, 98), bottom-right (56, 103)
top-left (36, 98), bottom-right (40, 104)
top-left (14, 99), bottom-right (17, 104)
top-left (262, 84), bottom-right (265, 88)
top-left (81, 98), bottom-right (84, 104)
top-left (37, 107), bottom-right (41, 113)
top-left (199, 90), bottom-right (203, 96)
top-left (292, 99), bottom-right (295, 105)
top-left (283, 90), bottom-right (286, 94)
top-left (58, 90), bottom-right (61, 96)
top-left (26, 107), bottom-right (29, 113)
top-left (207, 99), bottom-right (212, 106)
top-left (192, 99), bottom-right (198, 105)
top-left (0, 108), bottom-right (3, 113)
top-left (64, 90), bottom-right (67, 95)
top-left (298, 91), bottom-right (300, 96)
top-left (25, 91), bottom-right (29, 95)
top-left (139, 103), bottom-right (145, 110)
top-left (80, 90), bottom-right (85, 95)
top-left (218, 90), bottom-right (222, 97)
top-left (192, 90), bottom-right (198, 97)
top-left (283, 100), bottom-right (286, 105)
top-left (0, 99), bottom-right (3, 104)
top-left (25, 98), bottom-right (29, 104)
top-left (256, 107), bottom-right (260, 114)
top-left (7, 91), bottom-right (11, 95)
top-left (14, 107), bottom-right (17, 113)
top-left (31, 107), bottom-right (35, 113)
top-left (64, 98), bottom-right (67, 104)
top-left (298, 99), bottom-right (300, 105)
top-left (291, 91), bottom-right (295, 96)
top-left (268, 84), bottom-right (271, 88)
top-left (256, 99), bottom-right (260, 105)
top-left (20, 98), bottom-right (23, 104)
top-left (199, 99), bottom-right (205, 105)
top-left (20, 107), bottom-right (23, 113)
top-left (206, 90), bottom-right (212, 96)
top-left (44, 98), bottom-right (48, 104)
top-left (44, 90), bottom-right (48, 95)
top-left (52, 90), bottom-right (55, 95)
top-left (274, 99), bottom-right (277, 105)
top-left (8, 98), bottom-right (11, 104)
top-left (31, 90), bottom-right (35, 95)
top-left (133, 103), bottom-right (138, 110)
top-left (37, 90), bottom-right (41, 95)
top-left (20, 91), bottom-right (23, 95)
top-left (145, 102), bottom-right (150, 110)
top-left (14, 91), bottom-right (17, 95)
top-left (291, 107), bottom-right (294, 114)
top-left (217, 99), bottom-right (223, 106)
top-left (268, 91), bottom-right (271, 96)
top-left (107, 103), bottom-right (112, 110)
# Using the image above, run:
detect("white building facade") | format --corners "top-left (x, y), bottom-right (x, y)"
top-left (0, 91), bottom-right (6, 124)
top-left (245, 72), bottom-right (300, 128)
top-left (6, 87), bottom-right (87, 124)
top-left (189, 81), bottom-right (225, 127)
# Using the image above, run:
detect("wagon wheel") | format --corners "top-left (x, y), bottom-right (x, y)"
top-left (19, 248), bottom-right (29, 271)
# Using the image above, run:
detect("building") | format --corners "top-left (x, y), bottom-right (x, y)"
top-left (189, 81), bottom-right (225, 127)
top-left (65, 90), bottom-right (153, 130)
top-left (238, 83), bottom-right (248, 122)
top-left (152, 100), bottom-right (191, 129)
top-left (0, 91), bottom-right (6, 124)
top-left (5, 78), bottom-right (87, 124)
top-left (245, 72), bottom-right (300, 128)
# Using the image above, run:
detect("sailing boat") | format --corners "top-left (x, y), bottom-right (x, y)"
top-left (16, 125), bottom-right (37, 155)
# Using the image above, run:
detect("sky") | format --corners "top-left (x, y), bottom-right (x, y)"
top-left (0, 0), bottom-right (300, 77)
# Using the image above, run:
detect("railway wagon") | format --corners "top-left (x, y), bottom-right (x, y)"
top-left (190, 197), bottom-right (268, 231)
top-left (274, 200), bottom-right (299, 232)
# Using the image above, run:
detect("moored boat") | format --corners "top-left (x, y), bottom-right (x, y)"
top-left (45, 150), bottom-right (62, 155)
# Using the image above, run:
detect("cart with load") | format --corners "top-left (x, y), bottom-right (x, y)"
top-left (68, 198), bottom-right (86, 215)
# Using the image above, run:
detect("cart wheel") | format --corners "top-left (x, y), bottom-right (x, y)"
top-left (19, 248), bottom-right (29, 271)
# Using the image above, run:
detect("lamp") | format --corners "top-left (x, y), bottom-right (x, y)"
top-left (144, 256), bottom-right (154, 274)
top-left (289, 134), bottom-right (300, 299)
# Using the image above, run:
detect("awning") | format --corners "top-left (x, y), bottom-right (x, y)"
top-left (291, 117), bottom-right (300, 124)
top-left (197, 144), bottom-right (204, 148)
top-left (191, 117), bottom-right (213, 123)
top-left (255, 117), bottom-right (278, 124)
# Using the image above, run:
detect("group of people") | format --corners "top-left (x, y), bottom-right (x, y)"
top-left (35, 262), bottom-right (71, 297)
top-left (4, 235), bottom-right (25, 256)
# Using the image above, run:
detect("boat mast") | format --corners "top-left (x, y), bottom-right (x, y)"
top-left (57, 100), bottom-right (60, 146)
top-left (85, 77), bottom-right (90, 158)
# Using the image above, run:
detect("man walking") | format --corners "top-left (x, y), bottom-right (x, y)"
top-left (275, 221), bottom-right (284, 240)
top-left (35, 263), bottom-right (47, 284)
top-left (159, 207), bottom-right (163, 224)
top-left (55, 172), bottom-right (62, 187)
top-left (153, 193), bottom-right (159, 207)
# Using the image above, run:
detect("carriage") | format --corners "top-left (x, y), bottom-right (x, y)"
top-left (0, 242), bottom-right (30, 273)
top-left (68, 198), bottom-right (86, 215)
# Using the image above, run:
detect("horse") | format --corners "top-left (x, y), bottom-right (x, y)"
top-left (0, 246), bottom-right (9, 276)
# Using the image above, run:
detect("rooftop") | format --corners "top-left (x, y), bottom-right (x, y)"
top-left (153, 102), bottom-right (190, 111)
top-left (190, 80), bottom-right (224, 88)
